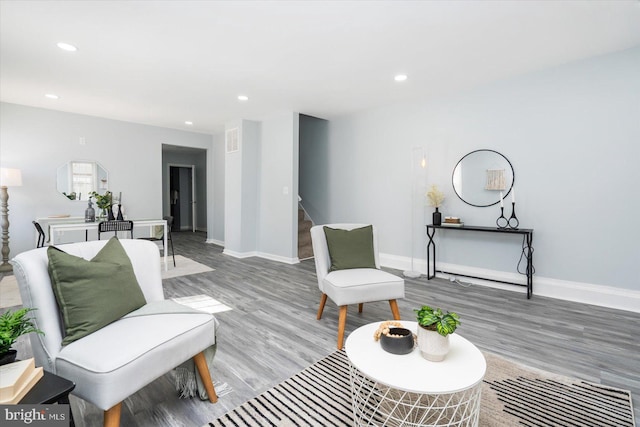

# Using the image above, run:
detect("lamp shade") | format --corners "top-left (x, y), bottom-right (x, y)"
top-left (0, 168), bottom-right (23, 187)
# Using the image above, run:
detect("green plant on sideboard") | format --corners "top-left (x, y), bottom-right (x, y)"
top-left (90, 190), bottom-right (113, 210)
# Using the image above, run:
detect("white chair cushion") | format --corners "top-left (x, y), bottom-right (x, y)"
top-left (323, 268), bottom-right (405, 306)
top-left (55, 301), bottom-right (217, 410)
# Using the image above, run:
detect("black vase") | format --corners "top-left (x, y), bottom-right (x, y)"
top-left (433, 208), bottom-right (442, 226)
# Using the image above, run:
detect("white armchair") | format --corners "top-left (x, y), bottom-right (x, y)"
top-left (310, 224), bottom-right (405, 349)
top-left (11, 239), bottom-right (218, 427)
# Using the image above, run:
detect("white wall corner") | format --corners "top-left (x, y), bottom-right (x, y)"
top-left (379, 253), bottom-right (640, 314)
top-left (222, 249), bottom-right (258, 259)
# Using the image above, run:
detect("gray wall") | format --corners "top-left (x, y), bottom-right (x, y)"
top-left (324, 46), bottom-right (640, 293)
top-left (211, 133), bottom-right (225, 244)
top-left (223, 120), bottom-right (260, 255)
top-left (258, 112), bottom-right (299, 260)
top-left (299, 114), bottom-right (330, 225)
top-left (223, 114), bottom-right (300, 261)
top-left (0, 102), bottom-right (214, 256)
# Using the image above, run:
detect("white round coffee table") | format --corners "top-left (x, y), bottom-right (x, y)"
top-left (344, 321), bottom-right (486, 426)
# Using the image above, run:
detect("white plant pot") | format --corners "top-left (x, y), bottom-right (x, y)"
top-left (417, 326), bottom-right (450, 362)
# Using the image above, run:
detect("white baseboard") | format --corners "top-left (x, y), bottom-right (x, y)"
top-left (205, 238), bottom-right (224, 246)
top-left (257, 252), bottom-right (299, 265)
top-left (221, 248), bottom-right (299, 265)
top-left (222, 249), bottom-right (258, 259)
top-left (380, 253), bottom-right (640, 314)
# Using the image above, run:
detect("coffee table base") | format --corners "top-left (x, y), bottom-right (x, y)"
top-left (349, 363), bottom-right (482, 426)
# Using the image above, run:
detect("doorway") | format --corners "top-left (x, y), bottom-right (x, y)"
top-left (162, 144), bottom-right (207, 234)
top-left (169, 165), bottom-right (196, 231)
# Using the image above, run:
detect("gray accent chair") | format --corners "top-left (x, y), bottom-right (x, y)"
top-left (11, 239), bottom-right (218, 427)
top-left (310, 223), bottom-right (405, 350)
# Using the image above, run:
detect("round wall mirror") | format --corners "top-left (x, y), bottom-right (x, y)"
top-left (56, 161), bottom-right (109, 201)
top-left (452, 149), bottom-right (514, 207)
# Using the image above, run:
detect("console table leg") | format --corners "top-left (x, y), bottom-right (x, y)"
top-left (426, 227), bottom-right (436, 279)
top-left (58, 396), bottom-right (75, 427)
top-left (526, 232), bottom-right (534, 299)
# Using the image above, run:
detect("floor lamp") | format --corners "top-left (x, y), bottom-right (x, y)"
top-left (0, 168), bottom-right (23, 272)
top-left (403, 148), bottom-right (426, 279)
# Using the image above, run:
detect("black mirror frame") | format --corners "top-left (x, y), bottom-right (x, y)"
top-left (452, 149), bottom-right (514, 207)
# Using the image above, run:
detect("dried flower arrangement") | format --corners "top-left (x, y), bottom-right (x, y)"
top-left (426, 185), bottom-right (445, 207)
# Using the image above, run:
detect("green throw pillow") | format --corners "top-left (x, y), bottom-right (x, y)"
top-left (47, 237), bottom-right (147, 345)
top-left (323, 225), bottom-right (377, 272)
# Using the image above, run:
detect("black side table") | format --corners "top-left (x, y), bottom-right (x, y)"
top-left (20, 371), bottom-right (75, 426)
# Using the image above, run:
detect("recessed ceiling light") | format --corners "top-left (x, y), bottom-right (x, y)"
top-left (185, 121), bottom-right (193, 125)
top-left (57, 42), bottom-right (78, 52)
top-left (237, 95), bottom-right (249, 101)
top-left (45, 94), bottom-right (59, 99)
top-left (394, 74), bottom-right (408, 82)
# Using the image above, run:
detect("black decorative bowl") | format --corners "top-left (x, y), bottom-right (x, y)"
top-left (380, 328), bottom-right (414, 355)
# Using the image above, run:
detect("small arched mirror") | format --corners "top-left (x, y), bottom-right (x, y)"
top-left (452, 149), bottom-right (514, 207)
top-left (56, 161), bottom-right (109, 201)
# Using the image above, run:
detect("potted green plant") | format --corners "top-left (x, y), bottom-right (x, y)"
top-left (414, 305), bottom-right (460, 362)
top-left (90, 191), bottom-right (113, 218)
top-left (0, 308), bottom-right (43, 365)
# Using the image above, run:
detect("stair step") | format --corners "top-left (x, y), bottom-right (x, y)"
top-left (298, 244), bottom-right (314, 259)
top-left (297, 208), bottom-right (313, 259)
top-left (298, 220), bottom-right (312, 234)
top-left (298, 232), bottom-right (312, 246)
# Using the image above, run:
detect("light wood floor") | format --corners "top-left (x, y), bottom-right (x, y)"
top-left (9, 231), bottom-right (640, 426)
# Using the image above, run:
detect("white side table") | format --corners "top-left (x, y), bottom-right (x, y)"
top-left (345, 321), bottom-right (486, 427)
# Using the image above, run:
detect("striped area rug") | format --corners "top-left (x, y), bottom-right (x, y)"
top-left (207, 350), bottom-right (635, 427)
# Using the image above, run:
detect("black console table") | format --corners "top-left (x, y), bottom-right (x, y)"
top-left (426, 224), bottom-right (534, 298)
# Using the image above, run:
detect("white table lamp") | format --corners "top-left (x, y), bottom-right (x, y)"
top-left (1, 168), bottom-right (23, 272)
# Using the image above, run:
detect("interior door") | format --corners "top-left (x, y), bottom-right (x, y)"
top-left (169, 165), bottom-right (195, 231)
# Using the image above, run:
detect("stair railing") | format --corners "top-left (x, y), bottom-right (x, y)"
top-left (298, 196), bottom-right (314, 225)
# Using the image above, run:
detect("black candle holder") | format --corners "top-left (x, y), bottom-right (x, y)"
top-left (107, 205), bottom-right (116, 221)
top-left (508, 202), bottom-right (519, 229)
top-left (496, 207), bottom-right (508, 229)
top-left (116, 204), bottom-right (124, 221)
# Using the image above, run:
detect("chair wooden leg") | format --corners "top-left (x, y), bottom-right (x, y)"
top-left (337, 305), bottom-right (348, 350)
top-left (193, 351), bottom-right (218, 403)
top-left (317, 293), bottom-right (328, 320)
top-left (358, 303), bottom-right (364, 313)
top-left (389, 299), bottom-right (401, 320)
top-left (103, 403), bottom-right (122, 427)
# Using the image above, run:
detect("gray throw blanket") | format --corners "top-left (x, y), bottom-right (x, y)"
top-left (174, 344), bottom-right (217, 399)
top-left (123, 300), bottom-right (218, 400)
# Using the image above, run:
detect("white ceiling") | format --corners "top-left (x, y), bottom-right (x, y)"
top-left (2, 1), bottom-right (640, 134)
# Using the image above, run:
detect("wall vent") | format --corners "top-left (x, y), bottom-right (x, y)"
top-left (226, 128), bottom-right (239, 153)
